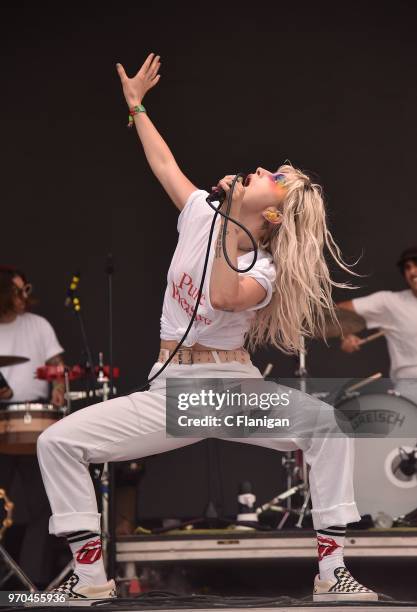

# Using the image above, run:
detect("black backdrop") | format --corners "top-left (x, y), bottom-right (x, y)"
top-left (3, 1), bottom-right (417, 392)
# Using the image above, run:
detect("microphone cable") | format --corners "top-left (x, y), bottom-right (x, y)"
top-left (128, 172), bottom-right (258, 393)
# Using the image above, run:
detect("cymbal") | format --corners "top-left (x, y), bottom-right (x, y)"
top-left (0, 356), bottom-right (29, 367)
top-left (322, 307), bottom-right (366, 339)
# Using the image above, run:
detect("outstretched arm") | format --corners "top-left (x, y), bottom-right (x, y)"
top-left (117, 53), bottom-right (196, 210)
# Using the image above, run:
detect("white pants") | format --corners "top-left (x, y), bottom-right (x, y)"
top-left (37, 360), bottom-right (360, 534)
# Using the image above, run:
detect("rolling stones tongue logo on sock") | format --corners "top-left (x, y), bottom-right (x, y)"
top-left (76, 539), bottom-right (102, 564)
top-left (317, 535), bottom-right (341, 561)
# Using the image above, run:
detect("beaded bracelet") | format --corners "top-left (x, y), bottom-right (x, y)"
top-left (128, 104), bottom-right (146, 128)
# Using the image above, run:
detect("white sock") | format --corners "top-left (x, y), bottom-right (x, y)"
top-left (316, 525), bottom-right (346, 581)
top-left (67, 531), bottom-right (108, 587)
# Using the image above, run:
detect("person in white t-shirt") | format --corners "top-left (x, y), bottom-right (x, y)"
top-left (36, 54), bottom-right (377, 601)
top-left (338, 247), bottom-right (417, 403)
top-left (0, 267), bottom-right (65, 404)
top-left (0, 266), bottom-right (65, 586)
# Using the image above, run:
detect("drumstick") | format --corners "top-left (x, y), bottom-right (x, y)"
top-left (344, 372), bottom-right (383, 394)
top-left (263, 363), bottom-right (273, 378)
top-left (358, 330), bottom-right (385, 345)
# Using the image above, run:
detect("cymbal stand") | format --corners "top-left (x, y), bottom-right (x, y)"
top-left (96, 352), bottom-right (110, 568)
top-left (294, 336), bottom-right (311, 528)
top-left (257, 337), bottom-right (311, 529)
top-left (0, 490), bottom-right (36, 592)
top-left (0, 543), bottom-right (37, 592)
top-left (62, 368), bottom-right (71, 416)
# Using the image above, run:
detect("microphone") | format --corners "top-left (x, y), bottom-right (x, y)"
top-left (206, 174), bottom-right (247, 204)
top-left (65, 272), bottom-right (81, 308)
top-left (398, 447), bottom-right (417, 478)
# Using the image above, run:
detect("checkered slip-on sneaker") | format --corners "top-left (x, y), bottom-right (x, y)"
top-left (313, 566), bottom-right (378, 602)
top-left (50, 572), bottom-right (116, 605)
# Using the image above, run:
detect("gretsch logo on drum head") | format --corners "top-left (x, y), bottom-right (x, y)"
top-left (335, 391), bottom-right (416, 437)
top-left (350, 409), bottom-right (405, 435)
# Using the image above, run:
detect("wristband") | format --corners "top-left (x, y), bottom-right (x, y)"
top-left (128, 104), bottom-right (146, 128)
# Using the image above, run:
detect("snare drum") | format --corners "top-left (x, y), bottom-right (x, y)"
top-left (0, 403), bottom-right (64, 455)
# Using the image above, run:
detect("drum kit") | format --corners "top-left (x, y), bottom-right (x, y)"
top-left (0, 353), bottom-right (119, 590)
top-left (259, 307), bottom-right (417, 529)
top-left (0, 356), bottom-right (119, 455)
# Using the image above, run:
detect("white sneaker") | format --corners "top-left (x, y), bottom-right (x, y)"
top-left (313, 566), bottom-right (378, 602)
top-left (51, 573), bottom-right (116, 605)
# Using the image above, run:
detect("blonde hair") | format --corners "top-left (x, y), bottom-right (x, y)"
top-left (247, 163), bottom-right (351, 354)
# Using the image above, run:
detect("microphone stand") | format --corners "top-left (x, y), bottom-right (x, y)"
top-left (105, 254), bottom-right (117, 580)
top-left (66, 279), bottom-right (97, 395)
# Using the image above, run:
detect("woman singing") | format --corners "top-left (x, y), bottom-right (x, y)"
top-left (37, 53), bottom-right (377, 602)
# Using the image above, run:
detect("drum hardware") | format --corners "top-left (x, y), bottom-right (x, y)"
top-left (293, 336), bottom-right (310, 528)
top-left (334, 372), bottom-right (383, 404)
top-left (0, 489), bottom-right (36, 592)
top-left (46, 560), bottom-right (74, 591)
top-left (36, 364), bottom-right (120, 384)
top-left (257, 337), bottom-right (311, 529)
top-left (64, 388), bottom-right (117, 401)
top-left (63, 368), bottom-right (71, 416)
top-left (62, 264), bottom-right (118, 575)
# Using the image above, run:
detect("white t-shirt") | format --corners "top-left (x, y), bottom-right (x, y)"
top-left (353, 289), bottom-right (417, 381)
top-left (0, 313), bottom-right (64, 402)
top-left (160, 189), bottom-right (276, 349)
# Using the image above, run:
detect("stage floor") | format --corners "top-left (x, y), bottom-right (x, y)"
top-left (8, 602), bottom-right (415, 611)
top-left (117, 528), bottom-right (417, 564)
top-left (114, 530), bottom-right (417, 604)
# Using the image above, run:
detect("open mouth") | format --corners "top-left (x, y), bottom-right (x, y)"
top-left (244, 175), bottom-right (252, 187)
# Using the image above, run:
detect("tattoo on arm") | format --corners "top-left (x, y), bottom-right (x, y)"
top-left (215, 228), bottom-right (227, 258)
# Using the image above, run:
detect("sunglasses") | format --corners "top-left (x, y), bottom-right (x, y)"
top-left (13, 283), bottom-right (33, 299)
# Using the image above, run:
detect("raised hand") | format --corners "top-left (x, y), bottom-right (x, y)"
top-left (116, 53), bottom-right (161, 107)
top-left (216, 175), bottom-right (246, 210)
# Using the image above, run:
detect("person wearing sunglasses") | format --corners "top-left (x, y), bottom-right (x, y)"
top-left (0, 265), bottom-right (65, 587)
top-left (34, 53), bottom-right (378, 602)
top-left (0, 266), bottom-right (65, 405)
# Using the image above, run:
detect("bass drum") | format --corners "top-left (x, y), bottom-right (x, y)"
top-left (336, 391), bottom-right (417, 519)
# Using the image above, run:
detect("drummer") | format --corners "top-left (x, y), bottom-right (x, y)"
top-left (0, 266), bottom-right (65, 588)
top-left (0, 266), bottom-right (65, 404)
top-left (338, 247), bottom-right (417, 402)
